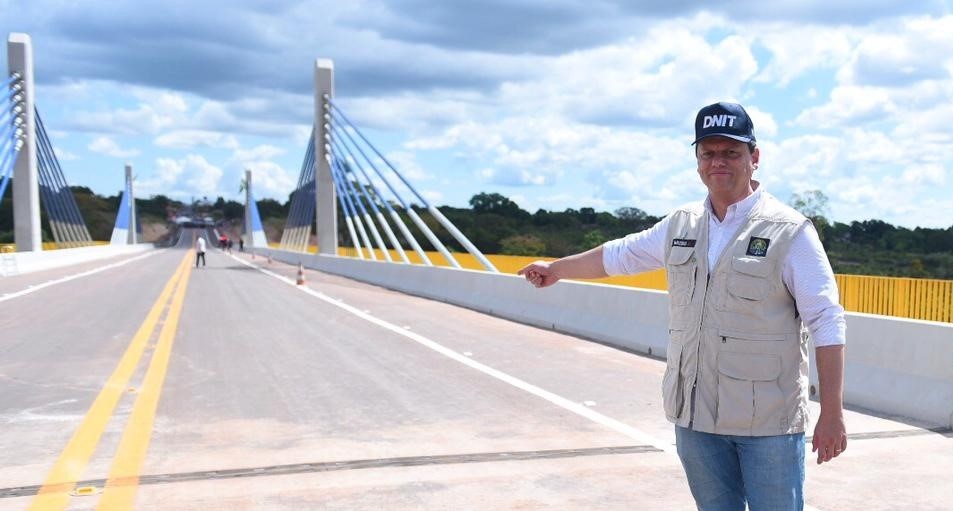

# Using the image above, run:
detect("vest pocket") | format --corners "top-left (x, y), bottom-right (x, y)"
top-left (662, 340), bottom-right (684, 420)
top-left (715, 351), bottom-right (784, 430)
top-left (666, 247), bottom-right (697, 306)
top-left (720, 257), bottom-right (773, 312)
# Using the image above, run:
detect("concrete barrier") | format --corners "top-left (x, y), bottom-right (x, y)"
top-left (1, 244), bottom-right (156, 276)
top-left (256, 248), bottom-right (953, 429)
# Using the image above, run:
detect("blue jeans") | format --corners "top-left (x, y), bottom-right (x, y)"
top-left (675, 426), bottom-right (805, 511)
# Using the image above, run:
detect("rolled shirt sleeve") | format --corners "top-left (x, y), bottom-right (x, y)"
top-left (782, 224), bottom-right (847, 347)
top-left (602, 217), bottom-right (670, 276)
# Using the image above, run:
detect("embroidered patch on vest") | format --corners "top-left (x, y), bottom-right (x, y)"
top-left (672, 238), bottom-right (696, 248)
top-left (746, 236), bottom-right (770, 257)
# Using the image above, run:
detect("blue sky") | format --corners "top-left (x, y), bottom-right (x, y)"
top-left (2, 0), bottom-right (952, 228)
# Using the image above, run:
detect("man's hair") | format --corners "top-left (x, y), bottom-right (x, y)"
top-left (694, 140), bottom-right (758, 157)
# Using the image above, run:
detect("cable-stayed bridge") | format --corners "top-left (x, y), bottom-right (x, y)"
top-left (2, 33), bottom-right (953, 511)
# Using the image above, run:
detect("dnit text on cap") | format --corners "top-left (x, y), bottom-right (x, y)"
top-left (693, 102), bottom-right (756, 145)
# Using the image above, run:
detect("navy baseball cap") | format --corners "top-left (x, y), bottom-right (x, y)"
top-left (692, 102), bottom-right (756, 145)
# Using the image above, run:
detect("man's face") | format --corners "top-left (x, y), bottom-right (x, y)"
top-left (695, 137), bottom-right (759, 199)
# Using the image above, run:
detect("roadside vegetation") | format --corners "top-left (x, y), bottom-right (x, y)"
top-left (2, 186), bottom-right (950, 279)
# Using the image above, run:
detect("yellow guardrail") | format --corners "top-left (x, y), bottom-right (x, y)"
top-left (836, 274), bottom-right (952, 324)
top-left (273, 244), bottom-right (953, 323)
top-left (2, 241), bottom-right (106, 252)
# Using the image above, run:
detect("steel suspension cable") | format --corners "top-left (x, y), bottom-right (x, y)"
top-left (329, 155), bottom-right (386, 260)
top-left (326, 125), bottom-right (412, 264)
top-left (281, 135), bottom-right (315, 251)
top-left (293, 146), bottom-right (317, 251)
top-left (329, 102), bottom-right (497, 271)
top-left (326, 153), bottom-right (368, 259)
top-left (280, 144), bottom-right (308, 248)
top-left (332, 134), bottom-right (394, 262)
top-left (36, 110), bottom-right (92, 244)
top-left (35, 112), bottom-right (89, 245)
top-left (280, 132), bottom-right (313, 248)
top-left (323, 110), bottom-right (430, 264)
top-left (34, 138), bottom-right (70, 245)
top-left (37, 109), bottom-right (90, 243)
top-left (326, 108), bottom-right (454, 267)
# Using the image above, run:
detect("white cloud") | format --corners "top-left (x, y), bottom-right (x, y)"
top-left (88, 136), bottom-right (140, 158)
top-left (53, 148), bottom-right (79, 161)
top-left (136, 155), bottom-right (223, 199)
top-left (795, 86), bottom-right (896, 128)
top-left (754, 25), bottom-right (856, 86)
top-left (154, 131), bottom-right (240, 150)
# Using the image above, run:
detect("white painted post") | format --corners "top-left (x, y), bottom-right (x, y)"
top-left (314, 59), bottom-right (336, 255)
top-left (125, 164), bottom-right (137, 244)
top-left (244, 169), bottom-right (253, 247)
top-left (7, 33), bottom-right (41, 252)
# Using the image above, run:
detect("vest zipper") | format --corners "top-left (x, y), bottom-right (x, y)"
top-left (689, 272), bottom-right (711, 429)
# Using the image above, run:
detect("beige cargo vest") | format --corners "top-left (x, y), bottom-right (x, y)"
top-left (662, 193), bottom-right (810, 436)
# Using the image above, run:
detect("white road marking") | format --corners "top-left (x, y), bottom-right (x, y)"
top-left (236, 255), bottom-right (827, 511)
top-left (0, 250), bottom-right (161, 303)
top-left (236, 255), bottom-right (676, 455)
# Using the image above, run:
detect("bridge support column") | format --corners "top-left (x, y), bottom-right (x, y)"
top-left (7, 33), bottom-right (41, 252)
top-left (314, 59), bottom-right (336, 256)
top-left (126, 164), bottom-right (137, 244)
top-left (244, 169), bottom-right (253, 246)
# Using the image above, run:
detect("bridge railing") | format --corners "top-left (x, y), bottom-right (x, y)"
top-left (835, 274), bottom-right (952, 324)
top-left (335, 246), bottom-right (953, 323)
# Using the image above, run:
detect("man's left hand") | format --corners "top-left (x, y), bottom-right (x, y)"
top-left (812, 412), bottom-right (847, 464)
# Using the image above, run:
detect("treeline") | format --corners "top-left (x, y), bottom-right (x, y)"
top-left (429, 193), bottom-right (953, 279)
top-left (2, 187), bottom-right (950, 279)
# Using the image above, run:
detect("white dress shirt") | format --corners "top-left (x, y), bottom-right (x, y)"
top-left (603, 187), bottom-right (846, 347)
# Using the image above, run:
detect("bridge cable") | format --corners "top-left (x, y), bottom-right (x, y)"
top-left (326, 153), bottom-right (369, 259)
top-left (34, 127), bottom-right (72, 246)
top-left (324, 135), bottom-right (429, 267)
top-left (326, 107), bottom-right (456, 267)
top-left (326, 122), bottom-right (416, 264)
top-left (280, 133), bottom-right (316, 252)
top-left (328, 100), bottom-right (496, 271)
top-left (35, 109), bottom-right (93, 246)
top-left (36, 109), bottom-right (93, 245)
top-left (326, 112), bottom-right (444, 265)
top-left (325, 150), bottom-right (364, 259)
top-left (279, 131), bottom-right (312, 249)
top-left (329, 155), bottom-right (383, 260)
top-left (324, 137), bottom-right (390, 263)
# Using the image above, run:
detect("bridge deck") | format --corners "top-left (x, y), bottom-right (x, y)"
top-left (1, 232), bottom-right (951, 510)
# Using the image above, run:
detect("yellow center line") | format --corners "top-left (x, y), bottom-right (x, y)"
top-left (96, 251), bottom-right (195, 510)
top-left (26, 250), bottom-right (193, 511)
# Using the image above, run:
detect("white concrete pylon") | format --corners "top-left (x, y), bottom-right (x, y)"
top-left (314, 59), bottom-right (335, 255)
top-left (7, 33), bottom-right (40, 252)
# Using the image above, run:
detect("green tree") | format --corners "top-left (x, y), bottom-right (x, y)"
top-left (500, 234), bottom-right (546, 256)
top-left (469, 192), bottom-right (525, 218)
top-left (790, 190), bottom-right (831, 243)
top-left (582, 229), bottom-right (606, 248)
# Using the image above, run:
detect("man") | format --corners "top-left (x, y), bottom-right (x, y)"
top-left (518, 102), bottom-right (846, 510)
top-left (195, 235), bottom-right (206, 267)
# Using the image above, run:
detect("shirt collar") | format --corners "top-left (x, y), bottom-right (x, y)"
top-left (704, 181), bottom-right (764, 223)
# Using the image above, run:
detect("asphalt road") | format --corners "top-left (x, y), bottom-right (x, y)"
top-left (0, 228), bottom-right (950, 510)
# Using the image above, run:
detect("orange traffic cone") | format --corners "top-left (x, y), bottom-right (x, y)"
top-left (296, 263), bottom-right (306, 285)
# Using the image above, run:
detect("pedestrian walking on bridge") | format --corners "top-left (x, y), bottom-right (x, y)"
top-left (519, 102), bottom-right (847, 511)
top-left (195, 235), bottom-right (207, 267)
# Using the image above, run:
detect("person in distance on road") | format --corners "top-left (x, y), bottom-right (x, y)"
top-left (195, 235), bottom-right (207, 268)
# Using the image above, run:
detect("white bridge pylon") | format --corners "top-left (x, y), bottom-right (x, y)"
top-left (278, 58), bottom-right (497, 272)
